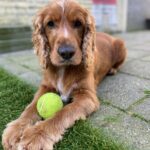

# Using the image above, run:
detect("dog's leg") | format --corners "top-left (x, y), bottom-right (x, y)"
top-left (2, 84), bottom-right (54, 150)
top-left (108, 39), bottom-right (127, 76)
top-left (18, 89), bottom-right (100, 150)
top-left (107, 68), bottom-right (117, 75)
top-left (113, 39), bottom-right (127, 70)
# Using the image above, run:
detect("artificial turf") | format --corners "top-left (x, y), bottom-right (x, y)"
top-left (0, 68), bottom-right (128, 150)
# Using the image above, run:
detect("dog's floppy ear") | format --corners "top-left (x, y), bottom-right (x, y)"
top-left (32, 13), bottom-right (50, 69)
top-left (82, 11), bottom-right (96, 69)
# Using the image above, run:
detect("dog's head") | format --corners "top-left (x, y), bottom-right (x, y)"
top-left (32, 0), bottom-right (96, 69)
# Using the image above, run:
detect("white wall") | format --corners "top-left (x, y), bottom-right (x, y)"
top-left (0, 0), bottom-right (128, 32)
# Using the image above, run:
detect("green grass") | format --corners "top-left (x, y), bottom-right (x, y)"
top-left (0, 68), bottom-right (128, 150)
top-left (144, 90), bottom-right (150, 96)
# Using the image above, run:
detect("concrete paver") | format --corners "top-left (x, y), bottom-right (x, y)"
top-left (93, 114), bottom-right (150, 150)
top-left (19, 71), bottom-right (41, 87)
top-left (0, 50), bottom-right (42, 86)
top-left (0, 57), bottom-right (30, 75)
top-left (121, 60), bottom-right (150, 80)
top-left (131, 97), bottom-right (150, 121)
top-left (131, 44), bottom-right (150, 51)
top-left (141, 55), bottom-right (150, 61)
top-left (127, 49), bottom-right (149, 59)
top-left (97, 73), bottom-right (150, 109)
top-left (18, 58), bottom-right (41, 71)
top-left (89, 105), bottom-right (121, 127)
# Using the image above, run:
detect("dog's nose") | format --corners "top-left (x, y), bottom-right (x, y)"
top-left (58, 45), bottom-right (75, 60)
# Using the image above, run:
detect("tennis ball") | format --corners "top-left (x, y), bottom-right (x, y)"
top-left (37, 93), bottom-right (63, 119)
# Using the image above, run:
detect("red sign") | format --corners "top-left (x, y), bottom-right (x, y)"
top-left (92, 0), bottom-right (116, 5)
top-left (92, 0), bottom-right (102, 4)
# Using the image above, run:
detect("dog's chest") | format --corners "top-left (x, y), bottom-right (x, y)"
top-left (57, 69), bottom-right (76, 103)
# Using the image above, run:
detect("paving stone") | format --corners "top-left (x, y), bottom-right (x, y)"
top-left (127, 49), bottom-right (150, 59)
top-left (89, 105), bottom-right (122, 127)
top-left (132, 44), bottom-right (150, 51)
top-left (92, 114), bottom-right (150, 150)
top-left (19, 58), bottom-right (40, 71)
top-left (8, 53), bottom-right (35, 62)
top-left (120, 60), bottom-right (150, 79)
top-left (1, 49), bottom-right (33, 58)
top-left (0, 57), bottom-right (7, 65)
top-left (19, 71), bottom-right (41, 87)
top-left (141, 55), bottom-right (150, 61)
top-left (131, 98), bottom-right (150, 121)
top-left (0, 58), bottom-right (30, 75)
top-left (115, 31), bottom-right (150, 42)
top-left (6, 50), bottom-right (36, 63)
top-left (97, 73), bottom-right (150, 109)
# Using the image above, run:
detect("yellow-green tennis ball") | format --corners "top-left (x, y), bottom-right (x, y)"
top-left (37, 93), bottom-right (63, 119)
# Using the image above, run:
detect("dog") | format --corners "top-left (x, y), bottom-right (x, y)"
top-left (2, 0), bottom-right (127, 149)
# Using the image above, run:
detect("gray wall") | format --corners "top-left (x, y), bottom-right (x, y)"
top-left (0, 0), bottom-right (127, 33)
top-left (0, 0), bottom-right (49, 27)
top-left (127, 0), bottom-right (150, 31)
top-left (0, 0), bottom-right (90, 28)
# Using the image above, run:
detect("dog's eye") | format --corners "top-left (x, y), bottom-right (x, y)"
top-left (47, 21), bottom-right (55, 28)
top-left (73, 20), bottom-right (82, 28)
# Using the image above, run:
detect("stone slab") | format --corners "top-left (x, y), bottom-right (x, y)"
top-left (120, 60), bottom-right (150, 80)
top-left (19, 71), bottom-right (41, 87)
top-left (0, 49), bottom-right (41, 72)
top-left (127, 49), bottom-right (150, 59)
top-left (131, 98), bottom-right (150, 121)
top-left (132, 44), bottom-right (150, 51)
top-left (19, 58), bottom-right (40, 72)
top-left (8, 53), bottom-right (35, 62)
top-left (0, 58), bottom-right (30, 76)
top-left (141, 56), bottom-right (150, 61)
top-left (115, 31), bottom-right (150, 42)
top-left (0, 54), bottom-right (41, 87)
top-left (0, 49), bottom-right (33, 58)
top-left (89, 105), bottom-right (122, 127)
top-left (93, 114), bottom-right (150, 150)
top-left (5, 50), bottom-right (36, 65)
top-left (97, 73), bottom-right (150, 109)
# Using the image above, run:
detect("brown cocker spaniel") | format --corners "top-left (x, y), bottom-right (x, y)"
top-left (2, 0), bottom-right (127, 149)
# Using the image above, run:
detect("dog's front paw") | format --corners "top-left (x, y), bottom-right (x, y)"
top-left (18, 124), bottom-right (54, 150)
top-left (2, 119), bottom-right (30, 150)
